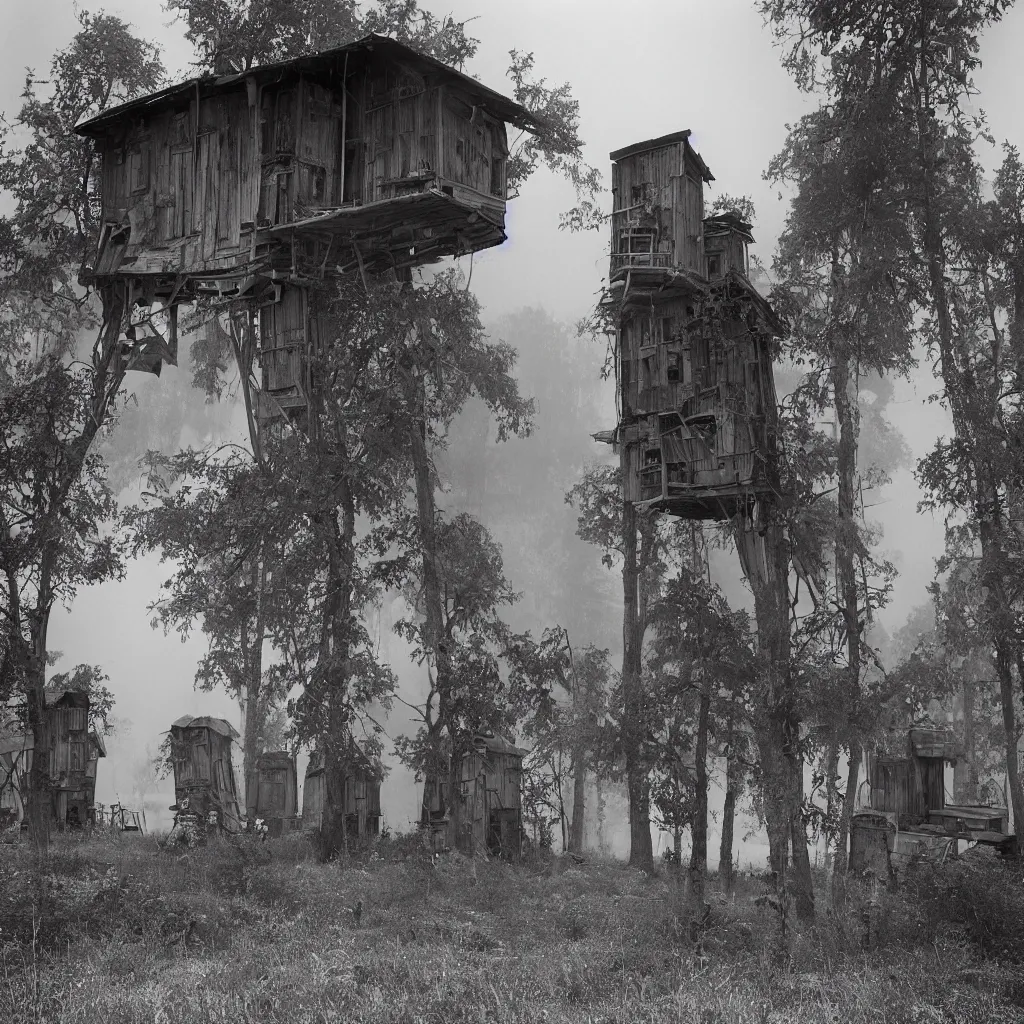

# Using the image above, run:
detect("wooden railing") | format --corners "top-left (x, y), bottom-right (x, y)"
top-left (610, 251), bottom-right (673, 274)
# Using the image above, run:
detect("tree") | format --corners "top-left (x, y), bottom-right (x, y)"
top-left (0, 14), bottom-right (164, 863)
top-left (123, 445), bottom-right (302, 815)
top-left (566, 463), bottom-right (668, 871)
top-left (766, 0), bottom-right (1023, 852)
top-left (766, 83), bottom-right (918, 876)
top-left (514, 627), bottom-right (610, 854)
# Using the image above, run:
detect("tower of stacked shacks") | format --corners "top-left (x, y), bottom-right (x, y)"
top-left (596, 131), bottom-right (783, 527)
top-left (75, 36), bottom-right (544, 831)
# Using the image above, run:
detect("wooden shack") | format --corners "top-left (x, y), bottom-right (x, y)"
top-left (601, 133), bottom-right (783, 521)
top-left (301, 743), bottom-right (382, 838)
top-left (0, 687), bottom-right (106, 827)
top-left (249, 750), bottom-right (299, 835)
top-left (168, 715), bottom-right (242, 833)
top-left (422, 731), bottom-right (526, 860)
top-left (74, 34), bottom-right (543, 422)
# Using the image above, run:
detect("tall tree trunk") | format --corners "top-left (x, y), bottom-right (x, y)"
top-left (242, 536), bottom-right (268, 820)
top-left (831, 353), bottom-right (862, 877)
top-left (569, 758), bottom-right (586, 855)
top-left (405, 370), bottom-right (462, 851)
top-left (621, 497), bottom-right (653, 872)
top-left (595, 776), bottom-right (608, 856)
top-left (318, 477), bottom-right (356, 861)
top-left (790, 755), bottom-right (815, 921)
top-left (689, 680), bottom-right (710, 926)
top-left (736, 511), bottom-right (814, 921)
top-left (822, 741), bottom-right (839, 873)
top-left (954, 672), bottom-right (978, 804)
top-left (720, 716), bottom-right (739, 893)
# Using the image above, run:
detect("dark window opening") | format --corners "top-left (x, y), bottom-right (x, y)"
top-left (661, 317), bottom-right (673, 343)
top-left (666, 462), bottom-right (688, 486)
top-left (640, 449), bottom-right (662, 500)
top-left (641, 355), bottom-right (656, 391)
top-left (707, 254), bottom-right (721, 278)
top-left (666, 351), bottom-right (681, 383)
top-left (687, 414), bottom-right (717, 448)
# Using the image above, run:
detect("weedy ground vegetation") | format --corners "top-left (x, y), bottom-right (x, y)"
top-left (1, 828), bottom-right (1023, 1023)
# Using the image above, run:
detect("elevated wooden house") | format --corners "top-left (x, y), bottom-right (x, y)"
top-left (602, 133), bottom-right (783, 521)
top-left (301, 742), bottom-right (382, 838)
top-left (168, 715), bottom-right (242, 832)
top-left (422, 731), bottom-right (526, 860)
top-left (74, 35), bottom-right (542, 422)
top-left (249, 750), bottom-right (299, 836)
top-left (0, 687), bottom-right (106, 827)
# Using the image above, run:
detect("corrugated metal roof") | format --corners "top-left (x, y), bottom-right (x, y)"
top-left (75, 33), bottom-right (545, 138)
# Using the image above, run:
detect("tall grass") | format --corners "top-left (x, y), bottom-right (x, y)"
top-left (1, 828), bottom-right (1022, 1023)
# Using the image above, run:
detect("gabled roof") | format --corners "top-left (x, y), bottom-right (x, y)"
top-left (44, 684), bottom-right (90, 709)
top-left (75, 33), bottom-right (545, 138)
top-left (609, 129), bottom-right (715, 183)
top-left (170, 715), bottom-right (239, 740)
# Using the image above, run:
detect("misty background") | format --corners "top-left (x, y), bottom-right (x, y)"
top-left (4, 0), bottom-right (1023, 858)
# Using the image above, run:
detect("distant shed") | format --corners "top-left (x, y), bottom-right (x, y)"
top-left (302, 743), bottom-right (382, 838)
top-left (168, 715), bottom-right (242, 832)
top-left (250, 750), bottom-right (299, 835)
top-left (423, 731), bottom-right (526, 860)
top-left (0, 687), bottom-right (106, 827)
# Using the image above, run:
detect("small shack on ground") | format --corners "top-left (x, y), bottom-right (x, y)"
top-left (249, 750), bottom-right (299, 836)
top-left (852, 715), bottom-right (1016, 873)
top-left (422, 731), bottom-right (526, 860)
top-left (302, 741), bottom-right (382, 838)
top-left (0, 686), bottom-right (106, 827)
top-left (168, 715), bottom-right (242, 833)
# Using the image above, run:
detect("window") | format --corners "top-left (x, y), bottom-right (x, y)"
top-left (666, 462), bottom-right (688, 486)
top-left (641, 354), bottom-right (656, 391)
top-left (640, 448), bottom-right (662, 499)
top-left (707, 254), bottom-right (721, 278)
top-left (128, 147), bottom-right (148, 194)
top-left (666, 350), bottom-right (681, 383)
top-left (661, 317), bottom-right (673, 343)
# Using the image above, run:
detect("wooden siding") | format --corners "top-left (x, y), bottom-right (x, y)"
top-left (260, 285), bottom-right (308, 404)
top-left (170, 725), bottom-right (242, 830)
top-left (301, 762), bottom-right (381, 837)
top-left (867, 753), bottom-right (946, 826)
top-left (610, 141), bottom-right (704, 276)
top-left (425, 744), bottom-right (523, 858)
top-left (252, 753), bottom-right (298, 825)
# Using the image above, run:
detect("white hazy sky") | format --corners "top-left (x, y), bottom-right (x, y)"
top-left (4, 1), bottom-right (1024, 848)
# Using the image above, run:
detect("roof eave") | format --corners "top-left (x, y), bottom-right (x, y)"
top-left (75, 33), bottom-right (544, 138)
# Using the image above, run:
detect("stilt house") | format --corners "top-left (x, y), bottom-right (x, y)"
top-left (599, 131), bottom-right (783, 521)
top-left (168, 715), bottom-right (242, 832)
top-left (249, 750), bottom-right (299, 836)
top-left (0, 686), bottom-right (106, 827)
top-left (422, 731), bottom-right (526, 860)
top-left (73, 35), bottom-right (544, 426)
top-left (301, 742), bottom-right (383, 838)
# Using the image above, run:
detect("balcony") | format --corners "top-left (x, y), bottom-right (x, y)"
top-left (610, 250), bottom-right (673, 275)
